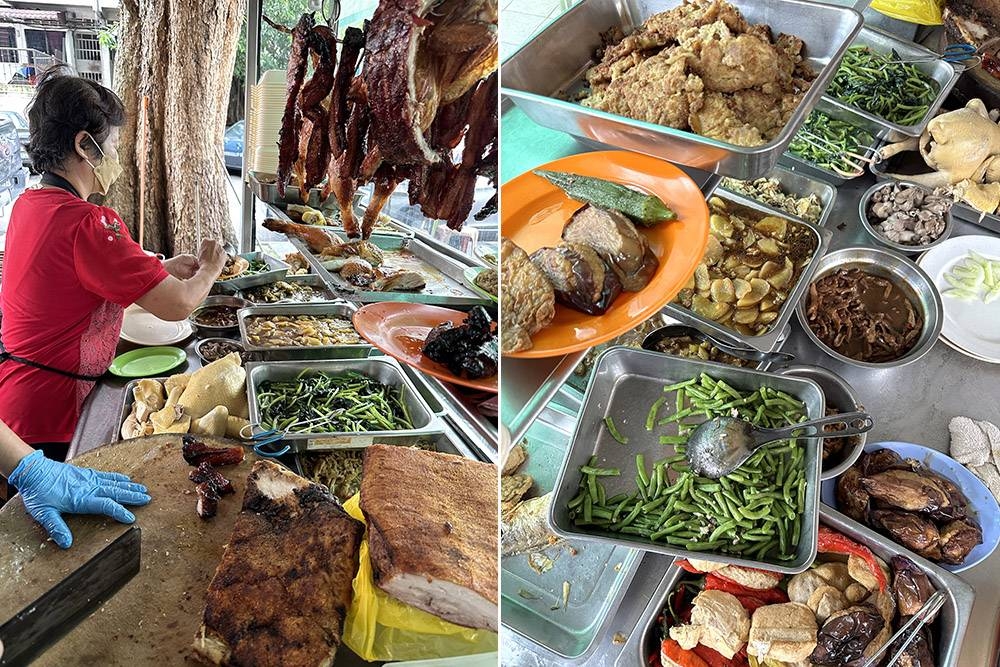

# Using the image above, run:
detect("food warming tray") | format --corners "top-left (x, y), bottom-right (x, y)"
top-left (288, 236), bottom-right (493, 307)
top-left (665, 192), bottom-right (832, 353)
top-left (502, 393), bottom-right (643, 660)
top-left (113, 377), bottom-right (168, 443)
top-left (245, 357), bottom-right (444, 451)
top-left (500, 0), bottom-right (864, 180)
top-left (617, 505), bottom-right (975, 667)
top-left (816, 26), bottom-right (961, 140)
top-left (212, 251), bottom-right (290, 292)
top-left (237, 301), bottom-right (371, 361)
top-left (249, 170), bottom-right (335, 209)
top-left (549, 348), bottom-right (825, 574)
top-left (720, 164), bottom-right (838, 229)
top-left (238, 274), bottom-right (337, 304)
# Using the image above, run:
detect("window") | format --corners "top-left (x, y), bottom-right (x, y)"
top-left (0, 28), bottom-right (16, 65)
top-left (75, 33), bottom-right (101, 62)
top-left (80, 72), bottom-right (102, 83)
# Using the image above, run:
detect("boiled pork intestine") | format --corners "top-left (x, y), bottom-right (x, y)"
top-left (879, 99), bottom-right (1000, 215)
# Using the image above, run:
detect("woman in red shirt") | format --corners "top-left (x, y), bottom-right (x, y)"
top-left (0, 66), bottom-right (227, 461)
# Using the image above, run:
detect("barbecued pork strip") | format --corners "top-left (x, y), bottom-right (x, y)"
top-left (360, 445), bottom-right (498, 631)
top-left (192, 460), bottom-right (363, 667)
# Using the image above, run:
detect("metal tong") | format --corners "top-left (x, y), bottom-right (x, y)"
top-left (795, 131), bottom-right (881, 178)
top-left (641, 324), bottom-right (795, 366)
top-left (859, 590), bottom-right (947, 667)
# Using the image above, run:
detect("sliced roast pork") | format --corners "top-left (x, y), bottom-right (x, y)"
top-left (562, 205), bottom-right (658, 291)
top-left (530, 242), bottom-right (622, 315)
top-left (361, 444), bottom-right (498, 631)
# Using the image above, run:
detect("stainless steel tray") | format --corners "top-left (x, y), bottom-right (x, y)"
top-left (237, 302), bottom-right (370, 361)
top-left (238, 274), bottom-right (337, 304)
top-left (249, 170), bottom-right (335, 209)
top-left (871, 151), bottom-right (1000, 235)
top-left (779, 121), bottom-right (879, 187)
top-left (816, 26), bottom-right (961, 140)
top-left (500, 0), bottom-right (863, 179)
top-left (113, 377), bottom-right (168, 443)
top-left (720, 164), bottom-right (838, 229)
top-left (618, 505), bottom-right (975, 667)
top-left (245, 357), bottom-right (443, 450)
top-left (666, 192), bottom-right (832, 353)
top-left (213, 251), bottom-right (290, 292)
top-left (289, 236), bottom-right (492, 307)
top-left (502, 395), bottom-right (643, 660)
top-left (549, 348), bottom-right (824, 573)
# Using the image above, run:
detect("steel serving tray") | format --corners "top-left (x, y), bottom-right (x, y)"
top-left (617, 504), bottom-right (974, 667)
top-left (665, 192), bottom-right (832, 353)
top-left (238, 274), bottom-right (337, 304)
top-left (500, 0), bottom-right (863, 180)
top-left (237, 302), bottom-right (370, 361)
top-left (249, 170), bottom-right (336, 209)
top-left (550, 348), bottom-right (824, 574)
top-left (245, 357), bottom-right (443, 451)
top-left (816, 26), bottom-right (961, 140)
top-left (502, 395), bottom-right (643, 659)
top-left (213, 251), bottom-right (290, 292)
top-left (720, 164), bottom-right (838, 229)
top-left (113, 377), bottom-right (168, 443)
top-left (778, 121), bottom-right (879, 187)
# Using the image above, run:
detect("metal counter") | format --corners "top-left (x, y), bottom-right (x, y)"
top-left (499, 119), bottom-right (1000, 667)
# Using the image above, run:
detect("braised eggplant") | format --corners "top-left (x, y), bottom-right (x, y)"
top-left (562, 204), bottom-right (658, 291)
top-left (861, 470), bottom-right (953, 514)
top-left (891, 555), bottom-right (936, 618)
top-left (837, 465), bottom-right (870, 523)
top-left (872, 510), bottom-right (942, 561)
top-left (530, 243), bottom-right (622, 315)
top-left (939, 519), bottom-right (983, 565)
top-left (810, 604), bottom-right (885, 665)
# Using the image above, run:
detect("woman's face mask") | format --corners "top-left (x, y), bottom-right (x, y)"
top-left (82, 132), bottom-right (122, 195)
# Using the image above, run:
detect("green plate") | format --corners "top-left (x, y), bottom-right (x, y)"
top-left (463, 266), bottom-right (498, 303)
top-left (108, 346), bottom-right (187, 378)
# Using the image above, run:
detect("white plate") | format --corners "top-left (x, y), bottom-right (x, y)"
top-left (119, 305), bottom-right (194, 346)
top-left (918, 235), bottom-right (1000, 362)
top-left (941, 332), bottom-right (1000, 363)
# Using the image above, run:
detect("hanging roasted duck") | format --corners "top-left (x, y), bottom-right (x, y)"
top-left (269, 13), bottom-right (314, 198)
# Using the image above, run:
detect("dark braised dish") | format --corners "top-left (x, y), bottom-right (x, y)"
top-left (193, 306), bottom-right (239, 328)
top-left (837, 448), bottom-right (983, 565)
top-left (199, 339), bottom-right (247, 364)
top-left (422, 306), bottom-right (497, 379)
top-left (822, 406), bottom-right (864, 466)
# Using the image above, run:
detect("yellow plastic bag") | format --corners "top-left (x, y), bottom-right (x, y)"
top-left (870, 0), bottom-right (943, 25)
top-left (341, 495), bottom-right (499, 662)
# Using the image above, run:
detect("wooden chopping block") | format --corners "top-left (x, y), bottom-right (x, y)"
top-left (0, 434), bottom-right (258, 666)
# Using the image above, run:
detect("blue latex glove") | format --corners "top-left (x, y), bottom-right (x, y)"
top-left (8, 450), bottom-right (151, 548)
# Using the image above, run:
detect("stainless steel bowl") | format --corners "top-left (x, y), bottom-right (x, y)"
top-left (795, 247), bottom-right (943, 369)
top-left (188, 295), bottom-right (249, 335)
top-left (774, 364), bottom-right (866, 481)
top-left (858, 180), bottom-right (954, 254)
top-left (194, 337), bottom-right (246, 365)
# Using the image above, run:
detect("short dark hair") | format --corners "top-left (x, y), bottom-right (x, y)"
top-left (26, 64), bottom-right (126, 173)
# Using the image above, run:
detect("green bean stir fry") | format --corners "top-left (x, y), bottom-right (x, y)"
top-left (571, 373), bottom-right (809, 562)
top-left (257, 370), bottom-right (413, 433)
top-left (828, 45), bottom-right (938, 126)
top-left (788, 111), bottom-right (873, 176)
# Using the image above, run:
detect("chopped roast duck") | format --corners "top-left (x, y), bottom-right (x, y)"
top-left (562, 205), bottom-right (658, 291)
top-left (529, 243), bottom-right (622, 315)
top-left (193, 460), bottom-right (364, 667)
top-left (360, 445), bottom-right (498, 630)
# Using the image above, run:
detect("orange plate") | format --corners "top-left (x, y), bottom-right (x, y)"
top-left (353, 302), bottom-right (498, 393)
top-left (502, 150), bottom-right (711, 358)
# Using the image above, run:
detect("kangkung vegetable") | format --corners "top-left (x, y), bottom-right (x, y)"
top-left (569, 373), bottom-right (808, 562)
top-left (256, 370), bottom-right (413, 433)
top-left (827, 45), bottom-right (938, 126)
top-left (788, 111), bottom-right (873, 176)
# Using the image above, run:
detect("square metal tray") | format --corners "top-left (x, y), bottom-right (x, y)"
top-left (816, 26), bottom-right (961, 140)
top-left (237, 274), bottom-right (337, 304)
top-left (113, 377), bottom-right (169, 443)
top-left (779, 119), bottom-right (879, 187)
top-left (249, 170), bottom-right (334, 209)
top-left (720, 164), bottom-right (838, 229)
top-left (501, 0), bottom-right (864, 179)
top-left (502, 395), bottom-right (643, 660)
top-left (618, 505), bottom-right (975, 667)
top-left (213, 251), bottom-right (290, 292)
top-left (245, 357), bottom-right (443, 451)
top-left (237, 301), bottom-right (371, 361)
top-left (665, 191), bottom-right (832, 353)
top-left (549, 348), bottom-right (824, 574)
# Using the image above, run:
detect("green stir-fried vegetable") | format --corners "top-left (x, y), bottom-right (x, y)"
top-left (257, 370), bottom-right (413, 433)
top-left (788, 111), bottom-right (873, 176)
top-left (827, 45), bottom-right (938, 126)
top-left (568, 373), bottom-right (809, 563)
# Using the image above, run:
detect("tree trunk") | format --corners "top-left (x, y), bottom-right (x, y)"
top-left (106, 0), bottom-right (244, 256)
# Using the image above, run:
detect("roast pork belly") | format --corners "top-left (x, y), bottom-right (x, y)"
top-left (360, 444), bottom-right (499, 631)
top-left (192, 460), bottom-right (363, 667)
top-left (561, 204), bottom-right (658, 291)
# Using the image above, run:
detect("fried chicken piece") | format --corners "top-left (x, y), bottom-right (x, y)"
top-left (689, 92), bottom-right (767, 146)
top-left (585, 53), bottom-right (703, 129)
top-left (686, 22), bottom-right (792, 93)
top-left (500, 238), bottom-right (555, 354)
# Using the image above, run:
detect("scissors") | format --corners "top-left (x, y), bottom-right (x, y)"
top-left (892, 43), bottom-right (982, 69)
top-left (240, 424), bottom-right (290, 458)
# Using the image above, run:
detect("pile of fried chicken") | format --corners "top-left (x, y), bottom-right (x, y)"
top-left (270, 0), bottom-right (497, 239)
top-left (581, 0), bottom-right (815, 147)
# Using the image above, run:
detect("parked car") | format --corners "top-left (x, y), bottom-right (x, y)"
top-left (0, 117), bottom-right (28, 211)
top-left (223, 120), bottom-right (243, 172)
top-left (0, 110), bottom-right (30, 170)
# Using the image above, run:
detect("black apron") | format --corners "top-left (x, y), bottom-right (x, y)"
top-left (0, 172), bottom-right (104, 382)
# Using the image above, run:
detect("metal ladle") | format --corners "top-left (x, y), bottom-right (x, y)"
top-left (641, 324), bottom-right (795, 366)
top-left (686, 411), bottom-right (875, 479)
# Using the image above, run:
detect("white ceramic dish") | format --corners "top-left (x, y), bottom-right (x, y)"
top-left (119, 305), bottom-right (194, 346)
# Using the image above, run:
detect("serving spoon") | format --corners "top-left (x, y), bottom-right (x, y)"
top-left (686, 410), bottom-right (875, 479)
top-left (641, 324), bottom-right (795, 366)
